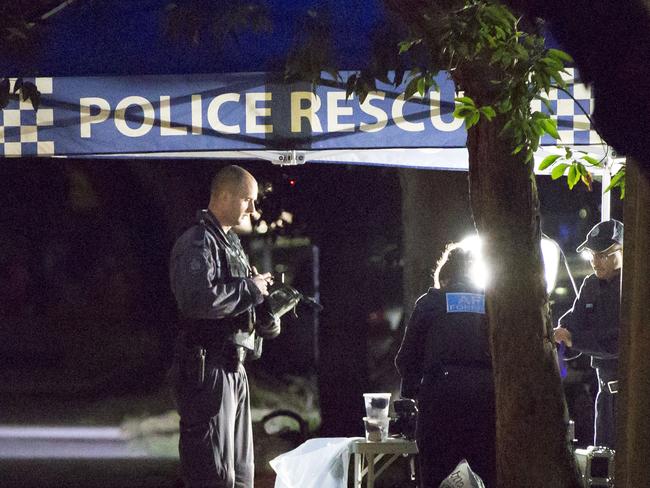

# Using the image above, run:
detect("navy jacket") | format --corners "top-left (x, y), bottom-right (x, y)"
top-left (559, 270), bottom-right (621, 373)
top-left (170, 210), bottom-right (269, 350)
top-left (395, 282), bottom-right (491, 399)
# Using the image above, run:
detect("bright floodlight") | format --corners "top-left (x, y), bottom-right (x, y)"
top-left (459, 234), bottom-right (561, 293)
top-left (459, 235), bottom-right (487, 289)
top-left (541, 237), bottom-right (561, 294)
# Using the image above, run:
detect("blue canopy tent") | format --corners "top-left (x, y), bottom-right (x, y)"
top-left (0, 0), bottom-right (617, 216)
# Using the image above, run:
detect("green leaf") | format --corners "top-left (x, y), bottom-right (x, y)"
top-left (581, 155), bottom-right (602, 167)
top-left (567, 164), bottom-right (580, 189)
top-left (417, 77), bottom-right (426, 96)
top-left (399, 39), bottom-right (419, 54)
top-left (497, 98), bottom-right (512, 113)
top-left (547, 48), bottom-right (574, 63)
top-left (466, 111), bottom-right (480, 129)
top-left (605, 169), bottom-right (626, 193)
top-left (524, 150), bottom-right (534, 164)
top-left (479, 106), bottom-right (496, 120)
top-left (551, 163), bottom-right (570, 179)
top-left (541, 118), bottom-right (560, 140)
top-left (550, 71), bottom-right (568, 89)
top-left (538, 154), bottom-right (561, 170)
top-left (454, 96), bottom-right (476, 107)
top-left (541, 56), bottom-right (564, 71)
top-left (454, 106), bottom-right (475, 118)
top-left (531, 119), bottom-right (544, 137)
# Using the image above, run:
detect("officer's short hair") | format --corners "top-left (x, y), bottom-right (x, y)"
top-left (210, 165), bottom-right (253, 196)
top-left (433, 242), bottom-right (473, 289)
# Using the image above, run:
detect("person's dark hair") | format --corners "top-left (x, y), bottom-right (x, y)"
top-left (433, 241), bottom-right (474, 289)
top-left (210, 165), bottom-right (251, 196)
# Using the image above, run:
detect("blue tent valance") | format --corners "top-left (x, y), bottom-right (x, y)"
top-left (0, 69), bottom-right (605, 171)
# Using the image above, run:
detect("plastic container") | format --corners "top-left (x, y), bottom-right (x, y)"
top-left (363, 392), bottom-right (391, 419)
top-left (363, 416), bottom-right (390, 442)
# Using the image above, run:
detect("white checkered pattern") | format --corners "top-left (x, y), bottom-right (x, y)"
top-left (0, 77), bottom-right (55, 157)
top-left (531, 68), bottom-right (602, 147)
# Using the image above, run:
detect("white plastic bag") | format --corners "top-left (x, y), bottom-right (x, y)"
top-left (439, 459), bottom-right (486, 488)
top-left (270, 437), bottom-right (361, 488)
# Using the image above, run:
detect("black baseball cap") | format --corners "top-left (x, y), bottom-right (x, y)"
top-left (576, 219), bottom-right (624, 253)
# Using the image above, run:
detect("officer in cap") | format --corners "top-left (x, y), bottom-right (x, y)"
top-left (554, 219), bottom-right (623, 448)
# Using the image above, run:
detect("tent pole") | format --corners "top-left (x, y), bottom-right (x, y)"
top-left (601, 155), bottom-right (612, 221)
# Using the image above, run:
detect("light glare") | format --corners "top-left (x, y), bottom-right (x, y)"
top-left (460, 235), bottom-right (487, 288)
top-left (459, 235), bottom-right (561, 293)
top-left (541, 238), bottom-right (561, 294)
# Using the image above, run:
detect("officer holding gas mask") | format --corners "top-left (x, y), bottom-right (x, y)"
top-left (169, 165), bottom-right (281, 488)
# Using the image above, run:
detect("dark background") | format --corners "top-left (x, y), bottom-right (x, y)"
top-left (0, 157), bottom-right (622, 435)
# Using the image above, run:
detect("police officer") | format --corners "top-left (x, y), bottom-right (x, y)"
top-left (169, 165), bottom-right (281, 488)
top-left (395, 241), bottom-right (495, 488)
top-left (554, 219), bottom-right (623, 449)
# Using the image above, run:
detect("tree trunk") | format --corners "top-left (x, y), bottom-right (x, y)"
top-left (466, 113), bottom-right (582, 488)
top-left (617, 157), bottom-right (650, 487)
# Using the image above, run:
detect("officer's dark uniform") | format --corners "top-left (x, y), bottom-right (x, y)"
top-left (559, 269), bottom-right (620, 448)
top-left (169, 209), bottom-right (278, 488)
top-left (395, 282), bottom-right (495, 488)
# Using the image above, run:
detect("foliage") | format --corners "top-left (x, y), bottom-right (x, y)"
top-left (537, 146), bottom-right (625, 197)
top-left (391, 2), bottom-right (574, 163)
top-left (390, 1), bottom-right (625, 195)
top-left (285, 0), bottom-right (620, 195)
top-left (0, 77), bottom-right (40, 111)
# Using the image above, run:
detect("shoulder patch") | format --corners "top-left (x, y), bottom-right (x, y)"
top-left (446, 292), bottom-right (485, 314)
top-left (189, 256), bottom-right (204, 274)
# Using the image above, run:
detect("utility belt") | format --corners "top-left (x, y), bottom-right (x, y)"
top-left (175, 338), bottom-right (248, 386)
top-left (596, 367), bottom-right (618, 394)
top-left (175, 319), bottom-right (261, 383)
top-left (599, 379), bottom-right (619, 395)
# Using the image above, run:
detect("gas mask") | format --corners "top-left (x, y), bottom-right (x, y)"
top-left (266, 282), bottom-right (323, 322)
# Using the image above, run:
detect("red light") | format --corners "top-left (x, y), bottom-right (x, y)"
top-left (289, 179), bottom-right (296, 187)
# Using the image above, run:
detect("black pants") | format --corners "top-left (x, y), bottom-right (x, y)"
top-left (172, 355), bottom-right (253, 488)
top-left (416, 367), bottom-right (496, 488)
top-left (595, 369), bottom-right (617, 449)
